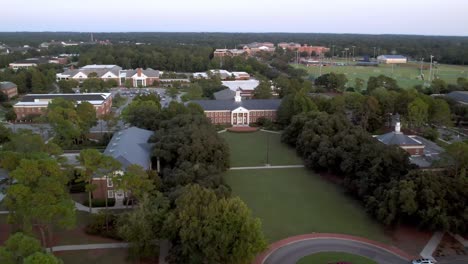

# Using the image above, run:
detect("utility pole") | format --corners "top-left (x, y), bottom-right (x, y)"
top-left (420, 58), bottom-right (424, 79)
top-left (345, 48), bottom-right (349, 64)
top-left (429, 55), bottom-right (434, 83)
top-left (352, 46), bottom-right (356, 60)
top-left (373, 47), bottom-right (376, 59)
top-left (331, 45), bottom-right (335, 58)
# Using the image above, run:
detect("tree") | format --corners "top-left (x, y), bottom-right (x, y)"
top-left (367, 75), bottom-right (399, 92)
top-left (315, 72), bottom-right (348, 92)
top-left (82, 78), bottom-right (105, 92)
top-left (4, 109), bottom-right (17, 121)
top-left (445, 142), bottom-right (468, 177)
top-left (23, 252), bottom-right (63, 264)
top-left (122, 98), bottom-right (162, 130)
top-left (277, 88), bottom-right (317, 126)
top-left (429, 99), bottom-right (452, 126)
top-left (57, 79), bottom-right (79, 93)
top-left (5, 159), bottom-right (76, 248)
top-left (167, 86), bottom-right (178, 99)
top-left (182, 83), bottom-right (203, 101)
top-left (0, 123), bottom-right (11, 144)
top-left (430, 79), bottom-right (447, 94)
top-left (0, 232), bottom-right (42, 264)
top-left (76, 102), bottom-right (98, 132)
top-left (118, 193), bottom-right (169, 259)
top-left (253, 81), bottom-right (273, 99)
top-left (354, 77), bottom-right (365, 92)
top-left (115, 164), bottom-right (155, 207)
top-left (164, 184), bottom-right (267, 264)
top-left (78, 149), bottom-right (120, 213)
top-left (407, 98), bottom-right (429, 128)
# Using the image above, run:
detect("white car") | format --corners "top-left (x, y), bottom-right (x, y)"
top-left (412, 259), bottom-right (435, 264)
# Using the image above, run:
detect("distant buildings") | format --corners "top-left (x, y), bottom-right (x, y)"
top-left (242, 42), bottom-right (275, 55)
top-left (13, 93), bottom-right (112, 120)
top-left (377, 121), bottom-right (425, 156)
top-left (221, 79), bottom-right (260, 98)
top-left (119, 68), bottom-right (160, 87)
top-left (278, 42), bottom-right (330, 56)
top-left (57, 65), bottom-right (160, 87)
top-left (213, 49), bottom-right (246, 58)
top-left (56, 65), bottom-right (122, 83)
top-left (0, 82), bottom-right (18, 99)
top-left (9, 56), bottom-right (68, 70)
top-left (192, 90), bottom-right (281, 125)
top-left (193, 70), bottom-right (250, 80)
top-left (377, 55), bottom-right (407, 64)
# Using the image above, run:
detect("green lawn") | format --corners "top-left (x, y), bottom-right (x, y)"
top-left (224, 168), bottom-right (389, 243)
top-left (297, 252), bottom-right (377, 264)
top-left (220, 131), bottom-right (303, 167)
top-left (295, 62), bottom-right (468, 89)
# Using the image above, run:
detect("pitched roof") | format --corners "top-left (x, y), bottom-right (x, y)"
top-left (376, 132), bottom-right (423, 146)
top-left (446, 91), bottom-right (468, 104)
top-left (213, 89), bottom-right (236, 100)
top-left (192, 99), bottom-right (282, 111)
top-left (103, 127), bottom-right (154, 170)
top-left (19, 93), bottom-right (110, 102)
top-left (221, 80), bottom-right (259, 91)
top-left (123, 68), bottom-right (160, 78)
top-left (0, 81), bottom-right (17, 90)
top-left (61, 65), bottom-right (122, 77)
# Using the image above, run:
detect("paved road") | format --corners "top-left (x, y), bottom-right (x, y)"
top-left (263, 238), bottom-right (408, 264)
top-left (437, 256), bottom-right (468, 264)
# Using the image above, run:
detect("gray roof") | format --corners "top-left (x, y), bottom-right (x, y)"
top-left (103, 127), bottom-right (154, 170)
top-left (123, 68), bottom-right (160, 78)
top-left (213, 89), bottom-right (236, 100)
top-left (376, 132), bottom-right (423, 146)
top-left (446, 91), bottom-right (468, 104)
top-left (62, 65), bottom-right (122, 78)
top-left (192, 99), bottom-right (282, 111)
top-left (0, 81), bottom-right (17, 90)
top-left (19, 93), bottom-right (109, 102)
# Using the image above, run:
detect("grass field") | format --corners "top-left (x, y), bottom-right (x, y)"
top-left (295, 62), bottom-right (468, 89)
top-left (224, 168), bottom-right (389, 243)
top-left (220, 131), bottom-right (303, 167)
top-left (296, 252), bottom-right (377, 264)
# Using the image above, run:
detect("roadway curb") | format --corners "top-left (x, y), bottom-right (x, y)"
top-left (252, 233), bottom-right (418, 264)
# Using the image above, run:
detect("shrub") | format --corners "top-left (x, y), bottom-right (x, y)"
top-left (85, 212), bottom-right (122, 240)
top-left (422, 127), bottom-right (440, 141)
top-left (83, 198), bottom-right (116, 208)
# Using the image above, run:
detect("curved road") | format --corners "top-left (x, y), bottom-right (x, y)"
top-left (263, 237), bottom-right (409, 264)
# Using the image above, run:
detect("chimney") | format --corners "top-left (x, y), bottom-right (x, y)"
top-left (234, 89), bottom-right (242, 102)
top-left (137, 68), bottom-right (142, 77)
top-left (395, 122), bottom-right (401, 133)
top-left (70, 65), bottom-right (74, 70)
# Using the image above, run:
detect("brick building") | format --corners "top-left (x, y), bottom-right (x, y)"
top-left (376, 121), bottom-right (425, 156)
top-left (119, 68), bottom-right (160, 87)
top-left (13, 93), bottom-right (112, 120)
top-left (92, 127), bottom-right (153, 202)
top-left (278, 42), bottom-right (330, 56)
top-left (213, 49), bottom-right (246, 57)
top-left (0, 82), bottom-right (18, 99)
top-left (9, 57), bottom-right (68, 70)
top-left (192, 90), bottom-right (281, 125)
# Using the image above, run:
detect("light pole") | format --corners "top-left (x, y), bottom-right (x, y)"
top-left (331, 45), bottom-right (335, 58)
top-left (345, 48), bottom-right (349, 64)
top-left (352, 46), bottom-right (356, 60)
top-left (373, 47), bottom-right (376, 59)
top-left (420, 58), bottom-right (424, 79)
top-left (429, 55), bottom-right (434, 83)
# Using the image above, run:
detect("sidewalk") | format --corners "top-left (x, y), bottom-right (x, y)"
top-left (420, 232), bottom-right (443, 260)
top-left (74, 201), bottom-right (130, 214)
top-left (49, 242), bottom-right (129, 252)
top-left (253, 233), bottom-right (417, 264)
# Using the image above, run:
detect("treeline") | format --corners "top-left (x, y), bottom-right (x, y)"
top-left (2, 32), bottom-right (468, 64)
top-left (282, 111), bottom-right (468, 234)
top-left (0, 65), bottom-right (60, 94)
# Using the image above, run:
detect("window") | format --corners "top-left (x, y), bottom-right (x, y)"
top-left (107, 190), bottom-right (114, 198)
top-left (107, 178), bottom-right (113, 187)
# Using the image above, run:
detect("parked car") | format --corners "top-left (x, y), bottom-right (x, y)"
top-left (412, 259), bottom-right (435, 264)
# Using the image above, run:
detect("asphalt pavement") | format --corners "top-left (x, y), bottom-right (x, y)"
top-left (264, 238), bottom-right (409, 264)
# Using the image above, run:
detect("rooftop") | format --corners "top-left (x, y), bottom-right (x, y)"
top-left (15, 93), bottom-right (111, 106)
top-left (446, 91), bottom-right (468, 104)
top-left (0, 81), bottom-right (17, 90)
top-left (377, 55), bottom-right (407, 59)
top-left (103, 127), bottom-right (154, 170)
top-left (222, 79), bottom-right (260, 91)
top-left (192, 98), bottom-right (281, 111)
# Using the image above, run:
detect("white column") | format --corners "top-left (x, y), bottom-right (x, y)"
top-left (231, 112), bottom-right (234, 125)
top-left (247, 111), bottom-right (250, 124)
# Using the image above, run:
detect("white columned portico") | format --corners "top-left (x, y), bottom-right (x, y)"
top-left (231, 107), bottom-right (249, 126)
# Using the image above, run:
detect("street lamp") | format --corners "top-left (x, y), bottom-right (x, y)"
top-left (429, 55), bottom-right (434, 83)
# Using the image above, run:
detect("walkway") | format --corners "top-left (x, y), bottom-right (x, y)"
top-left (74, 201), bottom-right (129, 214)
top-left (419, 231), bottom-right (443, 260)
top-left (49, 242), bottom-right (129, 252)
top-left (230, 165), bottom-right (304, 170)
top-left (253, 233), bottom-right (417, 264)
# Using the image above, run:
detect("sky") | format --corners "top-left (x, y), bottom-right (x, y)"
top-left (1, 0), bottom-right (467, 36)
